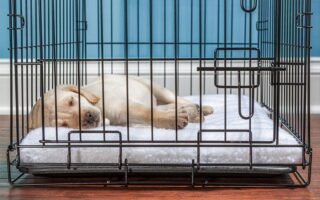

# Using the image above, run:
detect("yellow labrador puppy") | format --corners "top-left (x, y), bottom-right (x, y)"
top-left (29, 75), bottom-right (214, 130)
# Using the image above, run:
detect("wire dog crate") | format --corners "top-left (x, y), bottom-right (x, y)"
top-left (7, 0), bottom-right (312, 187)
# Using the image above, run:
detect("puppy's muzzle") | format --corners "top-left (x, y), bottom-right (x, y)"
top-left (83, 111), bottom-right (101, 128)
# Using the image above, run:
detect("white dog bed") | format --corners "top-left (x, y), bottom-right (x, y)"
top-left (20, 95), bottom-right (302, 166)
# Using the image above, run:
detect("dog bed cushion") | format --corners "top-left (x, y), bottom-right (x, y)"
top-left (19, 95), bottom-right (302, 166)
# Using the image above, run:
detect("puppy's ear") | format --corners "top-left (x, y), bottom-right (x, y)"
top-left (29, 98), bottom-right (42, 130)
top-left (62, 85), bottom-right (100, 105)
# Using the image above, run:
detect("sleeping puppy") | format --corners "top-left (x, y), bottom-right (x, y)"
top-left (29, 75), bottom-right (214, 130)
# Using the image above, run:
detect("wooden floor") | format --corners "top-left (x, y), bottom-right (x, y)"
top-left (0, 115), bottom-right (319, 200)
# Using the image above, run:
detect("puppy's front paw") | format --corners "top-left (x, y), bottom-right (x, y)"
top-left (166, 110), bottom-right (189, 129)
top-left (154, 110), bottom-right (189, 129)
top-left (176, 110), bottom-right (189, 129)
top-left (202, 105), bottom-right (214, 116)
top-left (180, 104), bottom-right (202, 123)
top-left (101, 118), bottom-right (110, 126)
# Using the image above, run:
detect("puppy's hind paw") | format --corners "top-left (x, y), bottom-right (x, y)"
top-left (202, 105), bottom-right (214, 116)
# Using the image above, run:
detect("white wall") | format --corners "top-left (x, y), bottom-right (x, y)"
top-left (0, 58), bottom-right (319, 114)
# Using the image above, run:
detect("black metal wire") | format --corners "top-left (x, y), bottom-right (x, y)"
top-left (149, 0), bottom-right (154, 140)
top-left (124, 0), bottom-right (130, 140)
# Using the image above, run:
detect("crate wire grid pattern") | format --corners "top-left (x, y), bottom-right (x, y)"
top-left (7, 0), bottom-right (312, 186)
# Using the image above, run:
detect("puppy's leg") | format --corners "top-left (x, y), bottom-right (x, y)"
top-left (131, 76), bottom-right (190, 105)
top-left (151, 85), bottom-right (214, 122)
top-left (133, 76), bottom-right (214, 121)
top-left (157, 103), bottom-right (202, 123)
top-left (153, 86), bottom-right (213, 117)
top-left (128, 103), bottom-right (189, 129)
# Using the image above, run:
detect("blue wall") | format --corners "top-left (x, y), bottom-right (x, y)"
top-left (84, 0), bottom-right (259, 59)
top-left (0, 4), bottom-right (9, 58)
top-left (0, 0), bottom-right (319, 58)
top-left (312, 1), bottom-right (320, 56)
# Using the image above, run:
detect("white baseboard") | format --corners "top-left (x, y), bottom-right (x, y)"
top-left (0, 107), bottom-right (10, 115)
top-left (311, 106), bottom-right (320, 114)
top-left (0, 58), bottom-right (319, 115)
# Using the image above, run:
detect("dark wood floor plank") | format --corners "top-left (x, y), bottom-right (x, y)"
top-left (0, 115), bottom-right (319, 200)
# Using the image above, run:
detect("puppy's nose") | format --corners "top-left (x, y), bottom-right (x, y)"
top-left (86, 112), bottom-right (97, 123)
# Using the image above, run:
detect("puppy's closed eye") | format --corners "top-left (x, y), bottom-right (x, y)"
top-left (61, 122), bottom-right (68, 127)
top-left (68, 97), bottom-right (74, 106)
